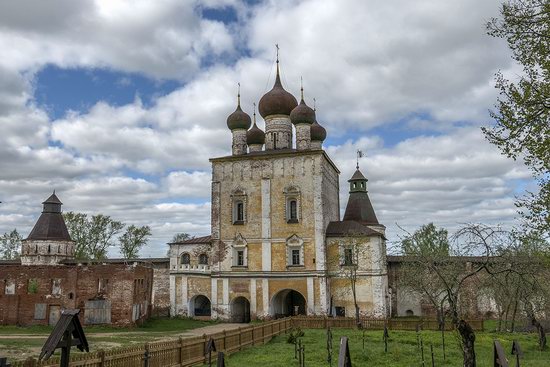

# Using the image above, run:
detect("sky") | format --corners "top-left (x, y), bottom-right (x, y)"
top-left (0, 0), bottom-right (533, 257)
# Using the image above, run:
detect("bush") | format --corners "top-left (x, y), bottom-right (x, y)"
top-left (287, 327), bottom-right (305, 344)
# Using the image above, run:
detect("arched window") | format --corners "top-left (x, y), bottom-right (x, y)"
top-left (236, 202), bottom-right (244, 221)
top-left (181, 253), bottom-right (190, 265)
top-left (289, 200), bottom-right (297, 221)
top-left (231, 188), bottom-right (247, 225)
top-left (198, 253), bottom-right (208, 265)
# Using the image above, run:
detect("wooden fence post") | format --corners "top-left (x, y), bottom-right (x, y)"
top-left (98, 350), bottom-right (105, 367)
top-left (179, 337), bottom-right (184, 366)
top-left (238, 327), bottom-right (242, 351)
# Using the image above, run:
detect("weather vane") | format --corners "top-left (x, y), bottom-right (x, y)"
top-left (356, 150), bottom-right (364, 170)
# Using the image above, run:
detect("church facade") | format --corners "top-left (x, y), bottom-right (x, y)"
top-left (168, 61), bottom-right (389, 321)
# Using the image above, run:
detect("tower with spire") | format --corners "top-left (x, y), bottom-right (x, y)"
top-left (21, 192), bottom-right (75, 265)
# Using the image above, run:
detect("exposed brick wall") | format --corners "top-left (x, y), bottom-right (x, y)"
top-left (151, 263), bottom-right (170, 317)
top-left (0, 263), bottom-right (153, 326)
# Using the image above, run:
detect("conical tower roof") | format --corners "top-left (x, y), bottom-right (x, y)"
top-left (27, 192), bottom-right (72, 241)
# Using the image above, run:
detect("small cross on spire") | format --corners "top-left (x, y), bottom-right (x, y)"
top-left (237, 82), bottom-right (241, 106)
top-left (253, 102), bottom-right (257, 124)
top-left (313, 97), bottom-right (316, 112)
top-left (275, 44), bottom-right (279, 63)
top-left (300, 76), bottom-right (304, 100)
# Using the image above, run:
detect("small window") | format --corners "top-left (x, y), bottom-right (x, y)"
top-left (233, 200), bottom-right (245, 224)
top-left (237, 250), bottom-right (244, 266)
top-left (335, 306), bottom-right (346, 317)
top-left (4, 280), bottom-right (15, 295)
top-left (181, 253), bottom-right (190, 265)
top-left (237, 202), bottom-right (244, 221)
top-left (286, 198), bottom-right (299, 223)
top-left (51, 279), bottom-right (61, 296)
top-left (199, 253), bottom-right (208, 265)
top-left (406, 309), bottom-right (414, 317)
top-left (343, 248), bottom-right (354, 266)
top-left (289, 200), bottom-right (297, 220)
top-left (98, 279), bottom-right (109, 294)
top-left (291, 249), bottom-right (300, 265)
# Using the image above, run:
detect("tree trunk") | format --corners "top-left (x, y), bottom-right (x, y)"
top-left (527, 308), bottom-right (547, 350)
top-left (510, 297), bottom-right (519, 332)
top-left (457, 319), bottom-right (476, 367)
top-left (533, 319), bottom-right (547, 350)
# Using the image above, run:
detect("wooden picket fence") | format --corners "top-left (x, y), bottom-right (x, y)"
top-left (290, 316), bottom-right (484, 331)
top-left (11, 316), bottom-right (484, 367)
top-left (12, 318), bottom-right (292, 367)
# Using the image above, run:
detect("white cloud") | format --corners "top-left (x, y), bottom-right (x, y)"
top-left (0, 0), bottom-right (529, 257)
top-left (327, 126), bottom-right (531, 244)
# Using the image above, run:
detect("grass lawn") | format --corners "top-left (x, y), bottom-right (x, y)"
top-left (0, 317), bottom-right (220, 362)
top-left (212, 328), bottom-right (549, 367)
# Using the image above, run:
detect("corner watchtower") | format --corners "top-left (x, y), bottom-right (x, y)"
top-left (21, 192), bottom-right (75, 265)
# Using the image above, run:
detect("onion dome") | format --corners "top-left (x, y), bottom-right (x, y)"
top-left (227, 90), bottom-right (252, 130)
top-left (247, 122), bottom-right (265, 145)
top-left (258, 62), bottom-right (297, 118)
top-left (247, 106), bottom-right (265, 145)
top-left (290, 84), bottom-right (315, 125)
top-left (310, 119), bottom-right (327, 141)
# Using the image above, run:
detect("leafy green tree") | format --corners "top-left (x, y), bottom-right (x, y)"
top-left (402, 223), bottom-right (450, 257)
top-left (171, 232), bottom-right (192, 243)
top-left (0, 229), bottom-right (22, 260)
top-left (63, 212), bottom-right (91, 258)
top-left (63, 212), bottom-right (124, 259)
top-left (484, 0), bottom-right (550, 234)
top-left (119, 225), bottom-right (152, 259)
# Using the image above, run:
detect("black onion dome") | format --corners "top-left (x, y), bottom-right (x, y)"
top-left (227, 104), bottom-right (252, 130)
top-left (258, 69), bottom-right (298, 118)
top-left (310, 120), bottom-right (327, 141)
top-left (247, 122), bottom-right (265, 145)
top-left (290, 98), bottom-right (315, 125)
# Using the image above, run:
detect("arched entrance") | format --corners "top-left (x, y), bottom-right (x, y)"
top-left (230, 296), bottom-right (251, 323)
top-left (270, 289), bottom-right (306, 318)
top-left (189, 295), bottom-right (211, 317)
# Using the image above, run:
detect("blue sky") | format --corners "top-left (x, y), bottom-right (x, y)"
top-left (0, 0), bottom-right (531, 257)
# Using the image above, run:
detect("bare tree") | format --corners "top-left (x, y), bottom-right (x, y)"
top-left (0, 229), bottom-right (22, 260)
top-left (399, 223), bottom-right (506, 367)
top-left (327, 235), bottom-right (374, 327)
top-left (489, 231), bottom-right (549, 349)
top-left (193, 240), bottom-right (229, 269)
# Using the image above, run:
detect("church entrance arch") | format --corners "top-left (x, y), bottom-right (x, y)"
top-left (189, 295), bottom-right (211, 317)
top-left (270, 289), bottom-right (306, 318)
top-left (230, 296), bottom-right (251, 323)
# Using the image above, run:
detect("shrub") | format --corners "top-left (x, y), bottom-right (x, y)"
top-left (287, 327), bottom-right (305, 344)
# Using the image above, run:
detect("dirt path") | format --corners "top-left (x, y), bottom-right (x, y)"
top-left (0, 323), bottom-right (245, 340)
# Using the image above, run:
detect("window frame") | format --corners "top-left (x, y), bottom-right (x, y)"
top-left (284, 185), bottom-right (301, 224)
top-left (231, 188), bottom-right (247, 225)
top-left (198, 253), bottom-right (208, 265)
top-left (180, 252), bottom-right (191, 265)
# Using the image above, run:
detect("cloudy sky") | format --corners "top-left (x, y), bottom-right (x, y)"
top-left (0, 0), bottom-right (532, 257)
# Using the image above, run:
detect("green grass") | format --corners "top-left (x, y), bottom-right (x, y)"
top-left (0, 316), bottom-right (218, 335)
top-left (0, 317), bottom-right (221, 362)
top-left (212, 328), bottom-right (549, 367)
